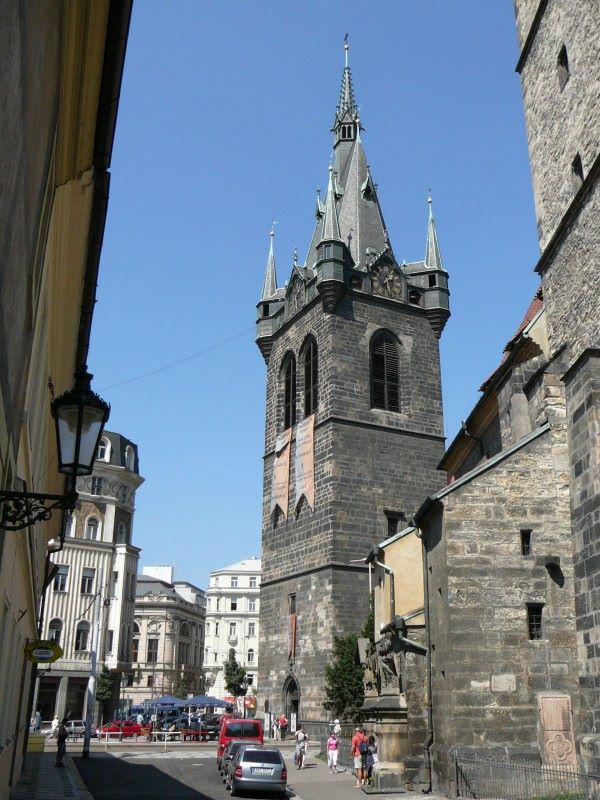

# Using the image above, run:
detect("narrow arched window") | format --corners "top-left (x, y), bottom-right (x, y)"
top-left (75, 621), bottom-right (90, 651)
top-left (247, 648), bottom-right (255, 664)
top-left (85, 517), bottom-right (99, 540)
top-left (302, 337), bottom-right (318, 417)
top-left (282, 354), bottom-right (297, 430)
top-left (125, 446), bottom-right (135, 471)
top-left (48, 618), bottom-right (62, 645)
top-left (371, 331), bottom-right (400, 412)
top-left (116, 522), bottom-right (127, 544)
top-left (97, 437), bottom-right (110, 461)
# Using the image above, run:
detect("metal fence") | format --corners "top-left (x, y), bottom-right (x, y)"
top-left (455, 753), bottom-right (600, 800)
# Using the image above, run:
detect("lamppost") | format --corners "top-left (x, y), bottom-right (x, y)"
top-left (0, 372), bottom-right (110, 530)
top-left (240, 677), bottom-right (249, 719)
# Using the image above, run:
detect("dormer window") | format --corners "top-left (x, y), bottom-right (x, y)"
top-left (340, 123), bottom-right (354, 140)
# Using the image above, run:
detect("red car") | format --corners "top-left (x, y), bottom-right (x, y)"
top-left (96, 720), bottom-right (142, 738)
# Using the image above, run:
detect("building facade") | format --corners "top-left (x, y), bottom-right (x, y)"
top-left (0, 1), bottom-right (131, 794)
top-left (204, 558), bottom-right (261, 710)
top-left (37, 432), bottom-right (143, 722)
top-left (255, 48), bottom-right (449, 722)
top-left (368, 2), bottom-right (600, 791)
top-left (128, 566), bottom-right (206, 706)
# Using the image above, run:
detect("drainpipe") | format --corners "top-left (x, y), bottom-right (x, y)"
top-left (372, 557), bottom-right (395, 620)
top-left (415, 523), bottom-right (434, 794)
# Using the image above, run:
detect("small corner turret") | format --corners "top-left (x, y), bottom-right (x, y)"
top-left (256, 226), bottom-right (285, 362)
top-left (403, 195), bottom-right (451, 337)
top-left (315, 166), bottom-right (348, 312)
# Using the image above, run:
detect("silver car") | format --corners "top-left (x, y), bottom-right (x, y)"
top-left (226, 747), bottom-right (287, 797)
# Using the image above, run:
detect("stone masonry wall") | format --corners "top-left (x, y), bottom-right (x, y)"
top-left (258, 288), bottom-right (446, 720)
top-left (564, 351), bottom-right (600, 772)
top-left (427, 420), bottom-right (577, 793)
top-left (517, 0), bottom-right (600, 250)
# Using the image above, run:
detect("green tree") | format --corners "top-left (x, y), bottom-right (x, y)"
top-left (174, 677), bottom-right (189, 699)
top-left (323, 634), bottom-right (364, 721)
top-left (224, 648), bottom-right (247, 697)
top-left (95, 666), bottom-right (115, 722)
top-left (361, 603), bottom-right (375, 644)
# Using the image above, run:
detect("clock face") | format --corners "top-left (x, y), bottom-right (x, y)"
top-left (372, 264), bottom-right (402, 299)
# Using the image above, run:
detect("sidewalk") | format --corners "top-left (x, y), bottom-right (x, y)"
top-left (10, 753), bottom-right (92, 800)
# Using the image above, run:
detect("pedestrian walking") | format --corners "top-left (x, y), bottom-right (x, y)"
top-left (294, 725), bottom-right (309, 769)
top-left (333, 718), bottom-right (341, 737)
top-left (367, 735), bottom-right (378, 785)
top-left (273, 715), bottom-right (280, 740)
top-left (278, 712), bottom-right (288, 740)
top-left (351, 725), bottom-right (369, 787)
top-left (327, 731), bottom-right (339, 773)
top-left (55, 718), bottom-right (68, 767)
top-left (46, 715), bottom-right (59, 740)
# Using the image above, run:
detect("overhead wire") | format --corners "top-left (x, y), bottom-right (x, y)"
top-left (99, 326), bottom-right (254, 392)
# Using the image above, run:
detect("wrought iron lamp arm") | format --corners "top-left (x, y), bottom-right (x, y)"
top-left (0, 489), bottom-right (78, 532)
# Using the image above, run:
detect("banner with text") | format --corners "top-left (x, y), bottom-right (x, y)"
top-left (270, 428), bottom-right (292, 518)
top-left (294, 413), bottom-right (315, 511)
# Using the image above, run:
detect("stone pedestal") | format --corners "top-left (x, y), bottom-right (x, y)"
top-left (362, 694), bottom-right (408, 791)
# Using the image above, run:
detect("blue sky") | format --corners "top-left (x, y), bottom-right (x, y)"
top-left (89, 1), bottom-right (540, 590)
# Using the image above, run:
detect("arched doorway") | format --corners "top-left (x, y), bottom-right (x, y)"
top-left (282, 675), bottom-right (300, 727)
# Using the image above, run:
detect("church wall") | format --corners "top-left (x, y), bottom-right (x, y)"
top-left (517, 1), bottom-right (600, 250)
top-left (426, 425), bottom-right (578, 793)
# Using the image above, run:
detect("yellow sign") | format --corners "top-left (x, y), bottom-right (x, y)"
top-left (24, 640), bottom-right (63, 664)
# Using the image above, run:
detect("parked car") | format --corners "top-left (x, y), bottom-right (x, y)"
top-left (96, 720), bottom-right (142, 738)
top-left (219, 741), bottom-right (259, 780)
top-left (225, 747), bottom-right (287, 798)
top-left (217, 718), bottom-right (264, 767)
top-left (64, 720), bottom-right (88, 738)
top-left (200, 713), bottom-right (221, 741)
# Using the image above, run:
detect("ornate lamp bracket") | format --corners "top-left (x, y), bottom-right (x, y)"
top-left (0, 489), bottom-right (78, 532)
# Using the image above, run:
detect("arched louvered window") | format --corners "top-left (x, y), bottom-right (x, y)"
top-left (371, 331), bottom-right (400, 412)
top-left (302, 337), bottom-right (318, 417)
top-left (282, 354), bottom-right (297, 430)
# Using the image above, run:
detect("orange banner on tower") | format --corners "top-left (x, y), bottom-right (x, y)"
top-left (270, 429), bottom-right (292, 518)
top-left (294, 413), bottom-right (315, 511)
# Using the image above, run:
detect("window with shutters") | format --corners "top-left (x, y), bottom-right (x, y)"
top-left (301, 336), bottom-right (318, 417)
top-left (370, 331), bottom-right (400, 412)
top-left (282, 353), bottom-right (297, 430)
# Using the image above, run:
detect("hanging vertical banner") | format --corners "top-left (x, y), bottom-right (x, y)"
top-left (270, 429), bottom-right (292, 518)
top-left (294, 413), bottom-right (315, 510)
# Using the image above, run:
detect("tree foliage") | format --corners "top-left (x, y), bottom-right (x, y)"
top-left (174, 677), bottom-right (189, 699)
top-left (361, 603), bottom-right (375, 644)
top-left (323, 634), bottom-right (364, 721)
top-left (224, 648), bottom-right (248, 697)
top-left (95, 666), bottom-right (115, 720)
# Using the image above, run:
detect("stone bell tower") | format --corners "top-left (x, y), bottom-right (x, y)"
top-left (256, 42), bottom-right (450, 722)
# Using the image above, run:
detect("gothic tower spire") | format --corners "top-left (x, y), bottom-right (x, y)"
top-left (260, 226), bottom-right (278, 300)
top-left (424, 194), bottom-right (444, 270)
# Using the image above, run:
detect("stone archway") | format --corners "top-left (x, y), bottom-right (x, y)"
top-left (282, 675), bottom-right (300, 726)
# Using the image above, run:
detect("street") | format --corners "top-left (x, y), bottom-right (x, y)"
top-left (73, 742), bottom-right (360, 800)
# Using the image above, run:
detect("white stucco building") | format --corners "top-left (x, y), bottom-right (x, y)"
top-left (204, 557), bottom-right (261, 710)
top-left (37, 431), bottom-right (143, 721)
top-left (128, 566), bottom-right (206, 706)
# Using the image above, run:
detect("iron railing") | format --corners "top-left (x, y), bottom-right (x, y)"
top-left (455, 753), bottom-right (600, 800)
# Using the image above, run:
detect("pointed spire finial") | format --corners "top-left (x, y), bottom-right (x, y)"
top-left (424, 193), bottom-right (444, 271)
top-left (261, 222), bottom-right (279, 300)
top-left (321, 164), bottom-right (342, 243)
top-left (344, 33), bottom-right (349, 68)
top-left (293, 248), bottom-right (299, 266)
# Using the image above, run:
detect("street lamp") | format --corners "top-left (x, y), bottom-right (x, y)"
top-left (0, 372), bottom-right (110, 531)
top-left (240, 677), bottom-right (249, 719)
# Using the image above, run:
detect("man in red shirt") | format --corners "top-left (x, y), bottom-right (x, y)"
top-left (351, 726), bottom-right (369, 787)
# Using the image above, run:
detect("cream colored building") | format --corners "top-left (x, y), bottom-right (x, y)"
top-left (0, 2), bottom-right (131, 794)
top-left (128, 567), bottom-right (206, 706)
top-left (204, 557), bottom-right (261, 710)
top-left (37, 432), bottom-right (143, 721)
